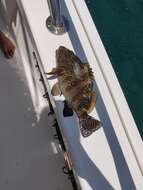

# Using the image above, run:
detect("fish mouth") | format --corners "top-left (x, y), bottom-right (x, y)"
top-left (56, 46), bottom-right (69, 56)
top-left (56, 46), bottom-right (68, 62)
top-left (56, 46), bottom-right (63, 60)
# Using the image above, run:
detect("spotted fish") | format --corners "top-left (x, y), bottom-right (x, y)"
top-left (46, 46), bottom-right (102, 137)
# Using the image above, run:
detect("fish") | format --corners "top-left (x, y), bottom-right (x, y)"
top-left (46, 46), bottom-right (102, 137)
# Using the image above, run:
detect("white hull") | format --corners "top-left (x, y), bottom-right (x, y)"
top-left (0, 0), bottom-right (143, 189)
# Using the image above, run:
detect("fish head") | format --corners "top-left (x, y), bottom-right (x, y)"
top-left (56, 46), bottom-right (71, 64)
top-left (56, 46), bottom-right (82, 66)
top-left (56, 46), bottom-right (68, 57)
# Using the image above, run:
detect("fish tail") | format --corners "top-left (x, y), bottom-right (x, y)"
top-left (79, 115), bottom-right (102, 137)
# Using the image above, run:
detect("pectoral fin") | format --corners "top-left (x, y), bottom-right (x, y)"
top-left (51, 82), bottom-right (61, 96)
top-left (45, 67), bottom-right (65, 76)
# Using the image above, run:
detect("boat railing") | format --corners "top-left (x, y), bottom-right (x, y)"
top-left (46, 0), bottom-right (69, 35)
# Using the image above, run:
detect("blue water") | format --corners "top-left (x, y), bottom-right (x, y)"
top-left (85, 0), bottom-right (143, 138)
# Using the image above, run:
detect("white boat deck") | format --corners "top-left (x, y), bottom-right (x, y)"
top-left (0, 20), bottom-right (73, 190)
top-left (6, 0), bottom-right (143, 189)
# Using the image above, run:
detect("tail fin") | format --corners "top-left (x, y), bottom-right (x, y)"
top-left (79, 115), bottom-right (102, 137)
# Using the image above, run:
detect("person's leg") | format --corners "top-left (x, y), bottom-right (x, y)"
top-left (0, 30), bottom-right (15, 59)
